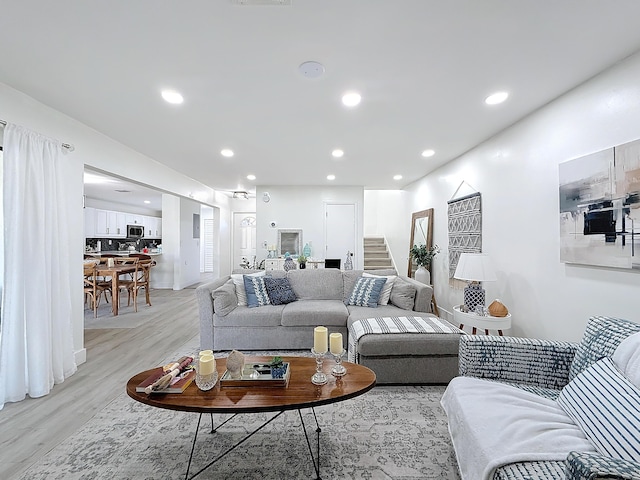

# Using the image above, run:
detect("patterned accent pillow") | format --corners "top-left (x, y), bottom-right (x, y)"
top-left (263, 277), bottom-right (297, 305)
top-left (231, 271), bottom-right (265, 306)
top-left (345, 277), bottom-right (387, 308)
top-left (569, 316), bottom-right (640, 381)
top-left (243, 274), bottom-right (271, 308)
top-left (558, 356), bottom-right (640, 463)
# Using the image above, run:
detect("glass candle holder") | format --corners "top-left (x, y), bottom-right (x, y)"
top-left (194, 359), bottom-right (218, 391)
top-left (331, 348), bottom-right (347, 377)
top-left (311, 348), bottom-right (328, 385)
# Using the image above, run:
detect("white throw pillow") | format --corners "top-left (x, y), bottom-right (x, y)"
top-left (613, 331), bottom-right (640, 388)
top-left (363, 272), bottom-right (396, 305)
top-left (231, 271), bottom-right (265, 306)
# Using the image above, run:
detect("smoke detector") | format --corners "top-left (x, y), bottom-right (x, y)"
top-left (299, 61), bottom-right (325, 79)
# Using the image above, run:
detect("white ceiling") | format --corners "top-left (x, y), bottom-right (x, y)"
top-left (3, 1), bottom-right (640, 207)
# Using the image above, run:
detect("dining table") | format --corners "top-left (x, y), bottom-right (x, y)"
top-left (95, 262), bottom-right (138, 316)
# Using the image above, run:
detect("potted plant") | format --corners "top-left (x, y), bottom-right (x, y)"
top-left (270, 356), bottom-right (287, 378)
top-left (409, 244), bottom-right (439, 284)
top-left (297, 254), bottom-right (307, 269)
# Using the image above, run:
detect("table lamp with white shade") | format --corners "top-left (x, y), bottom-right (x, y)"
top-left (453, 253), bottom-right (497, 313)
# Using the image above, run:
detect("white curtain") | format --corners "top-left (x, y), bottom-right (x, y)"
top-left (0, 123), bottom-right (77, 410)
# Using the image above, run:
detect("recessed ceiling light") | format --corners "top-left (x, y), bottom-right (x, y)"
top-left (341, 91), bottom-right (361, 107)
top-left (332, 149), bottom-right (344, 158)
top-left (485, 91), bottom-right (509, 105)
top-left (327, 174), bottom-right (336, 181)
top-left (221, 149), bottom-right (234, 157)
top-left (247, 174), bottom-right (256, 180)
top-left (393, 174), bottom-right (403, 180)
top-left (144, 200), bottom-right (151, 204)
top-left (161, 89), bottom-right (184, 104)
top-left (421, 149), bottom-right (435, 158)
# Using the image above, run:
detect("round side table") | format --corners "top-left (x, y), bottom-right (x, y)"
top-left (453, 305), bottom-right (511, 335)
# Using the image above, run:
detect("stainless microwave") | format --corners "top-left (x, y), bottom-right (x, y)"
top-left (126, 224), bottom-right (144, 239)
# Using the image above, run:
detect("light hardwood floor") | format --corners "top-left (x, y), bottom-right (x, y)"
top-left (0, 284), bottom-right (205, 479)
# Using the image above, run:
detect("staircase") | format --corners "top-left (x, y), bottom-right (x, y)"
top-left (363, 236), bottom-right (393, 270)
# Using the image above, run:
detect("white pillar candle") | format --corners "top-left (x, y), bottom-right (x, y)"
top-left (314, 326), bottom-right (328, 353)
top-left (199, 350), bottom-right (213, 358)
top-left (199, 354), bottom-right (215, 375)
top-left (330, 333), bottom-right (343, 355)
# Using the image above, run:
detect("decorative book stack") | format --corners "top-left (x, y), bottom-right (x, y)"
top-left (136, 356), bottom-right (195, 394)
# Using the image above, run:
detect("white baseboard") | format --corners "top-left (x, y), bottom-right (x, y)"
top-left (75, 348), bottom-right (87, 366)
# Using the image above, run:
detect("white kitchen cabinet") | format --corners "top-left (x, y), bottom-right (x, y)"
top-left (125, 213), bottom-right (144, 226)
top-left (112, 211), bottom-right (126, 237)
top-left (95, 209), bottom-right (126, 237)
top-left (144, 215), bottom-right (162, 238)
top-left (95, 209), bottom-right (108, 236)
top-left (84, 207), bottom-right (96, 238)
top-left (86, 208), bottom-right (160, 239)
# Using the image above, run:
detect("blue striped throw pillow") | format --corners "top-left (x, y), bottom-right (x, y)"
top-left (345, 277), bottom-right (387, 308)
top-left (243, 274), bottom-right (271, 308)
top-left (557, 356), bottom-right (640, 463)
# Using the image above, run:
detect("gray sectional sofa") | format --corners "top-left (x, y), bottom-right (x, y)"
top-left (196, 268), bottom-right (463, 384)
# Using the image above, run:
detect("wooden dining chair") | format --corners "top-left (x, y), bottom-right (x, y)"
top-left (124, 258), bottom-right (154, 312)
top-left (83, 262), bottom-right (110, 317)
top-left (113, 257), bottom-right (139, 308)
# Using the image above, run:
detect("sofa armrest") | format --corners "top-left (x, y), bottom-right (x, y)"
top-left (195, 276), bottom-right (231, 351)
top-left (565, 451), bottom-right (640, 480)
top-left (397, 276), bottom-right (433, 313)
top-left (459, 335), bottom-right (578, 390)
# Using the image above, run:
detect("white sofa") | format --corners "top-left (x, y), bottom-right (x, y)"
top-left (441, 315), bottom-right (640, 480)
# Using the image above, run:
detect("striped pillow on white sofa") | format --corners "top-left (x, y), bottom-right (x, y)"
top-left (557, 356), bottom-right (640, 463)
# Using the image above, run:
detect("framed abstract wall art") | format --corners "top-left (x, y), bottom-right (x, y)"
top-left (559, 138), bottom-right (640, 269)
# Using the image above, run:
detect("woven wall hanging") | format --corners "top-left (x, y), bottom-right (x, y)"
top-left (447, 191), bottom-right (482, 284)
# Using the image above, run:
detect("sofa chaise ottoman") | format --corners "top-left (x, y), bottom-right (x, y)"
top-left (348, 315), bottom-right (463, 384)
top-left (441, 315), bottom-right (640, 480)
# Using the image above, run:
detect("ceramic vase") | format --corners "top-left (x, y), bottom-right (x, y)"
top-left (415, 265), bottom-right (431, 285)
top-left (283, 256), bottom-right (296, 271)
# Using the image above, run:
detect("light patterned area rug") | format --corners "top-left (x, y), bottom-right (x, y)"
top-left (18, 387), bottom-right (460, 479)
top-left (18, 337), bottom-right (462, 479)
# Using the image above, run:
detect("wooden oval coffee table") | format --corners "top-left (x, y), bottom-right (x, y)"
top-left (127, 356), bottom-right (376, 480)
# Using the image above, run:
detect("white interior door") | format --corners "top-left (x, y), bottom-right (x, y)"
top-left (325, 203), bottom-right (356, 267)
top-left (233, 213), bottom-right (256, 269)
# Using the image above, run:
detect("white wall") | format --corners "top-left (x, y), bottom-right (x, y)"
top-left (375, 51), bottom-right (640, 342)
top-left (0, 82), bottom-right (233, 362)
top-left (256, 186), bottom-right (364, 269)
top-left (85, 197), bottom-right (161, 217)
top-left (364, 189), bottom-right (408, 273)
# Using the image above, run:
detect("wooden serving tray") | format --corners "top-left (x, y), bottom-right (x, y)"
top-left (220, 362), bottom-right (290, 388)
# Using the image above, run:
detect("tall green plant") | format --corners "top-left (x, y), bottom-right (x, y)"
top-left (409, 244), bottom-right (440, 267)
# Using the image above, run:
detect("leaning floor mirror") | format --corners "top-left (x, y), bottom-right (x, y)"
top-left (408, 208), bottom-right (434, 279)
